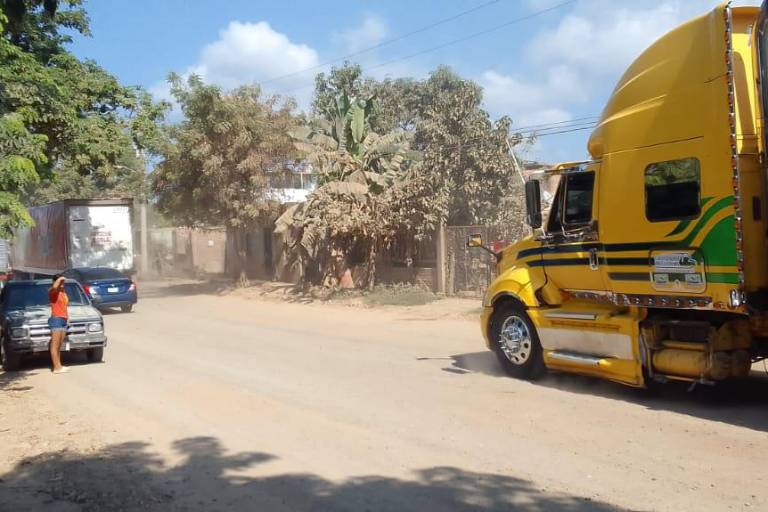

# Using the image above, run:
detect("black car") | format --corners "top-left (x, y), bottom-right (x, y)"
top-left (62, 267), bottom-right (137, 312)
top-left (0, 280), bottom-right (107, 371)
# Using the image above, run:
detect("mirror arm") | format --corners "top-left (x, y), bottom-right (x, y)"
top-left (482, 245), bottom-right (503, 263)
top-left (469, 244), bottom-right (503, 263)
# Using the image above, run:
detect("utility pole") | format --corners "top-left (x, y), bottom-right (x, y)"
top-left (505, 138), bottom-right (526, 186)
top-left (140, 201), bottom-right (148, 276)
top-left (436, 220), bottom-right (446, 295)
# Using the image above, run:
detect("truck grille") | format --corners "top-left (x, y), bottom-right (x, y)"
top-left (29, 321), bottom-right (89, 341)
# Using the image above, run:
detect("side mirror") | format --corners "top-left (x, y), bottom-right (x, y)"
top-left (525, 180), bottom-right (542, 229)
top-left (466, 233), bottom-right (483, 248)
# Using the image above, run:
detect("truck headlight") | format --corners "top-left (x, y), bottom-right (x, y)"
top-left (11, 327), bottom-right (28, 339)
top-left (87, 322), bottom-right (103, 333)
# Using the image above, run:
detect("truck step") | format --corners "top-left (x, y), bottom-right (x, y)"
top-left (547, 351), bottom-right (604, 366)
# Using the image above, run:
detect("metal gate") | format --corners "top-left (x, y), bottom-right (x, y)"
top-left (445, 226), bottom-right (518, 298)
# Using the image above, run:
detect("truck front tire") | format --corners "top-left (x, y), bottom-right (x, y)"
top-left (490, 302), bottom-right (545, 380)
top-left (1, 343), bottom-right (21, 371)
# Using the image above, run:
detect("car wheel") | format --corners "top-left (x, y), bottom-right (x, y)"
top-left (121, 305), bottom-right (133, 313)
top-left (87, 347), bottom-right (104, 363)
top-left (490, 302), bottom-right (545, 380)
top-left (1, 342), bottom-right (21, 371)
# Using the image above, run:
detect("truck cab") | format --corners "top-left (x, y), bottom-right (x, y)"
top-left (480, 3), bottom-right (768, 387)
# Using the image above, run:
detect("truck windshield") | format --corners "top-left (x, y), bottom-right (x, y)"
top-left (4, 283), bottom-right (89, 310)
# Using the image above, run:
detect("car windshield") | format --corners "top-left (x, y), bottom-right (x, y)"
top-left (3, 282), bottom-right (89, 310)
top-left (80, 268), bottom-right (123, 280)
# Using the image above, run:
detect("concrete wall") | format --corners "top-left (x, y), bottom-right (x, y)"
top-left (188, 228), bottom-right (226, 274)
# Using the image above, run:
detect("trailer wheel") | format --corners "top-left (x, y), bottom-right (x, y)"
top-left (121, 305), bottom-right (133, 313)
top-left (87, 347), bottom-right (104, 363)
top-left (1, 342), bottom-right (21, 371)
top-left (490, 302), bottom-right (545, 380)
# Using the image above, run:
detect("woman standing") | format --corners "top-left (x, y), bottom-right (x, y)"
top-left (48, 275), bottom-right (69, 374)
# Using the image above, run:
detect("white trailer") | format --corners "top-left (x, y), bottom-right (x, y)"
top-left (11, 199), bottom-right (135, 277)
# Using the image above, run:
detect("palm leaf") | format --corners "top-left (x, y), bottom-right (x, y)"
top-left (274, 203), bottom-right (301, 234)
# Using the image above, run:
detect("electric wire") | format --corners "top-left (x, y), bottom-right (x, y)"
top-left (260, 0), bottom-right (503, 86)
top-left (275, 0), bottom-right (577, 97)
top-left (365, 0), bottom-right (577, 73)
top-left (419, 120), bottom-right (599, 154)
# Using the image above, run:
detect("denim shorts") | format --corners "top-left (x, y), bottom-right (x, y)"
top-left (48, 316), bottom-right (68, 332)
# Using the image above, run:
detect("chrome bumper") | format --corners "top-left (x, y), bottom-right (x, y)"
top-left (6, 321), bottom-right (107, 353)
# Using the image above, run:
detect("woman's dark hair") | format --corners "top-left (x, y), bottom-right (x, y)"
top-left (52, 274), bottom-right (62, 283)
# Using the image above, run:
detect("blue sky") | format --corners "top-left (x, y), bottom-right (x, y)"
top-left (70, 0), bottom-right (754, 163)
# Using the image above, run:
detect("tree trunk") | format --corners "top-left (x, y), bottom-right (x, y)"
top-left (366, 241), bottom-right (377, 291)
top-left (227, 225), bottom-right (249, 286)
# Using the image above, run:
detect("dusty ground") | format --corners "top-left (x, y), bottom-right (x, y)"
top-left (1, 280), bottom-right (767, 511)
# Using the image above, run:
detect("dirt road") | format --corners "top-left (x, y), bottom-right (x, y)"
top-left (1, 281), bottom-right (767, 511)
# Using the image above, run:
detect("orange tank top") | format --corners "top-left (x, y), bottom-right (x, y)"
top-left (49, 289), bottom-right (69, 319)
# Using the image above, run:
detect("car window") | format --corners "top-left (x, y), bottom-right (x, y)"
top-left (4, 283), bottom-right (89, 310)
top-left (81, 268), bottom-right (123, 280)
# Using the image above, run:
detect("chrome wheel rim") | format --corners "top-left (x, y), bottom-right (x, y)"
top-left (498, 315), bottom-right (533, 365)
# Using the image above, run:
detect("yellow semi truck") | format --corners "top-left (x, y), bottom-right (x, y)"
top-left (475, 2), bottom-right (768, 387)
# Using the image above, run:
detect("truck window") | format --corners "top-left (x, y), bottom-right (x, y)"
top-left (546, 183), bottom-right (564, 233)
top-left (644, 158), bottom-right (701, 222)
top-left (563, 172), bottom-right (595, 226)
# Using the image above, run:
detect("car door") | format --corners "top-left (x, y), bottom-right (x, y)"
top-left (540, 164), bottom-right (607, 293)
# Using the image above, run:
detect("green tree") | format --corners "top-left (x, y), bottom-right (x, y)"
top-left (153, 74), bottom-right (298, 282)
top-left (279, 91), bottom-right (414, 289)
top-left (0, 9), bottom-right (44, 235)
top-left (403, 67), bottom-right (523, 236)
top-left (0, 0), bottom-right (89, 62)
top-left (1, 0), bottom-right (168, 205)
top-left (369, 77), bottom-right (423, 133)
top-left (0, 112), bottom-right (45, 237)
top-left (335, 66), bottom-right (526, 240)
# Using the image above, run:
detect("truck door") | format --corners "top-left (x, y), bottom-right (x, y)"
top-left (541, 164), bottom-right (607, 293)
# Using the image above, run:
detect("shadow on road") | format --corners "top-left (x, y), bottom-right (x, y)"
top-left (0, 366), bottom-right (31, 392)
top-left (138, 281), bottom-right (231, 299)
top-left (0, 351), bottom-right (100, 391)
top-left (0, 436), bottom-right (622, 511)
top-left (448, 350), bottom-right (768, 434)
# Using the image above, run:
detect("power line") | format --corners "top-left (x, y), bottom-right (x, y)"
top-left (260, 0), bottom-right (503, 86)
top-left (366, 0), bottom-right (577, 73)
top-left (419, 118), bottom-right (598, 152)
top-left (428, 123), bottom-right (596, 154)
top-left (512, 115), bottom-right (599, 132)
top-left (276, 0), bottom-right (577, 97)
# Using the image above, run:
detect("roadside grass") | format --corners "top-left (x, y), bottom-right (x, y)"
top-left (362, 284), bottom-right (440, 307)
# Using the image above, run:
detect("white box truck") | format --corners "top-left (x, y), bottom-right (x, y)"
top-left (11, 199), bottom-right (135, 278)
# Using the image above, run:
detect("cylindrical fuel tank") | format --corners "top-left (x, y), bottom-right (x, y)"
top-left (730, 350), bottom-right (752, 378)
top-left (652, 350), bottom-right (731, 380)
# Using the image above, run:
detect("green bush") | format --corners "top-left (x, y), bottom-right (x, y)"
top-left (363, 284), bottom-right (439, 306)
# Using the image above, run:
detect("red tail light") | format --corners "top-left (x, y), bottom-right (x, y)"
top-left (84, 284), bottom-right (92, 296)
top-left (129, 281), bottom-right (136, 291)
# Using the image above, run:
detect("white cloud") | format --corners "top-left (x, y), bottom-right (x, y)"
top-left (151, 21), bottom-right (319, 112)
top-left (336, 14), bottom-right (389, 53)
top-left (528, 1), bottom-right (705, 77)
top-left (517, 108), bottom-right (573, 128)
top-left (481, 64), bottom-right (587, 113)
top-left (197, 21), bottom-right (318, 89)
top-left (478, 0), bottom-right (727, 152)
